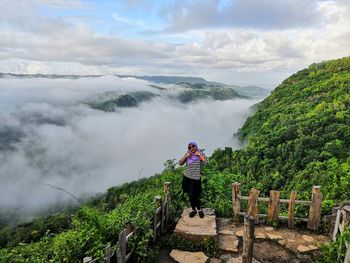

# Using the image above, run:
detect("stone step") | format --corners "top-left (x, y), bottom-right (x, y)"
top-left (169, 249), bottom-right (209, 263)
top-left (174, 208), bottom-right (217, 241)
top-left (218, 234), bottom-right (239, 253)
top-left (234, 225), bottom-right (330, 254)
top-left (217, 218), bottom-right (239, 253)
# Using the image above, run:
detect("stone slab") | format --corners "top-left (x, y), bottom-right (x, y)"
top-left (217, 218), bottom-right (236, 235)
top-left (266, 233), bottom-right (283, 240)
top-left (218, 234), bottom-right (239, 252)
top-left (169, 249), bottom-right (209, 263)
top-left (174, 208), bottom-right (217, 241)
top-left (235, 227), bottom-right (266, 240)
top-left (226, 258), bottom-right (241, 263)
top-left (302, 235), bottom-right (315, 242)
top-left (297, 244), bottom-right (319, 253)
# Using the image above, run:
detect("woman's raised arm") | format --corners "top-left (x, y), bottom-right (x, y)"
top-left (179, 152), bottom-right (190, 166)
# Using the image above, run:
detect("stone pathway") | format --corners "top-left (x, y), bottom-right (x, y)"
top-left (234, 225), bottom-right (329, 254)
top-left (157, 208), bottom-right (331, 263)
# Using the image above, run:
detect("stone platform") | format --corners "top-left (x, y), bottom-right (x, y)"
top-left (174, 208), bottom-right (217, 241)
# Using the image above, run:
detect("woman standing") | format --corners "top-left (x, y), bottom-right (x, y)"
top-left (179, 141), bottom-right (208, 218)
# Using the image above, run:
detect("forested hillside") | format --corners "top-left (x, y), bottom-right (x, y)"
top-left (1, 57), bottom-right (349, 262)
top-left (211, 56), bottom-right (350, 205)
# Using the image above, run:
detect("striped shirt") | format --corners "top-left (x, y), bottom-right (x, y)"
top-left (183, 155), bottom-right (208, 180)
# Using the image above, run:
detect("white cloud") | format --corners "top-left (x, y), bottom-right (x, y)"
top-left (0, 0), bottom-right (349, 88)
top-left (35, 0), bottom-right (84, 8)
top-left (160, 0), bottom-right (323, 32)
top-left (0, 76), bottom-right (259, 214)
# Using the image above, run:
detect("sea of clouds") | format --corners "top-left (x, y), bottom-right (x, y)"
top-left (0, 76), bottom-right (260, 218)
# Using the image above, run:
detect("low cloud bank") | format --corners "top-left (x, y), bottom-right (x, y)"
top-left (0, 76), bottom-right (259, 217)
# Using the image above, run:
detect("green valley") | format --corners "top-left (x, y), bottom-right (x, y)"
top-left (1, 57), bottom-right (349, 262)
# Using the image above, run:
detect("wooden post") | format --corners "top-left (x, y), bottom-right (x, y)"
top-left (341, 206), bottom-right (350, 263)
top-left (167, 182), bottom-right (172, 212)
top-left (267, 190), bottom-right (280, 223)
top-left (105, 245), bottom-right (111, 263)
top-left (247, 188), bottom-right (260, 223)
top-left (242, 215), bottom-right (255, 263)
top-left (232, 182), bottom-right (241, 223)
top-left (161, 197), bottom-right (165, 234)
top-left (307, 186), bottom-right (322, 230)
top-left (117, 229), bottom-right (127, 263)
top-left (343, 206), bottom-right (350, 229)
top-left (163, 182), bottom-right (171, 195)
top-left (153, 195), bottom-right (162, 242)
top-left (333, 209), bottom-right (341, 241)
top-left (153, 210), bottom-right (157, 243)
top-left (312, 186), bottom-right (321, 193)
top-left (125, 220), bottom-right (133, 235)
top-left (288, 191), bottom-right (297, 228)
top-left (164, 182), bottom-right (171, 225)
top-left (153, 208), bottom-right (157, 243)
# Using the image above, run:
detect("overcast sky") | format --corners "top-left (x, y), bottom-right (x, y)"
top-left (1, 0), bottom-right (350, 88)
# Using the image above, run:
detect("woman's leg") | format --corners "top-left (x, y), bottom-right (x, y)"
top-left (188, 194), bottom-right (197, 217)
top-left (189, 192), bottom-right (201, 211)
top-left (194, 186), bottom-right (204, 218)
top-left (189, 194), bottom-right (197, 211)
top-left (195, 193), bottom-right (201, 211)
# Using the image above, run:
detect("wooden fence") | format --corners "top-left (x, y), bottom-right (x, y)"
top-left (83, 182), bottom-right (172, 263)
top-left (332, 205), bottom-right (350, 263)
top-left (232, 182), bottom-right (322, 230)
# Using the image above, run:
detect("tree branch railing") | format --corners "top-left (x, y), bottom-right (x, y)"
top-left (83, 182), bottom-right (172, 263)
top-left (332, 205), bottom-right (350, 263)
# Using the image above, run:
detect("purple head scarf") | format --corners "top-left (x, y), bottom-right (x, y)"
top-left (186, 141), bottom-right (202, 164)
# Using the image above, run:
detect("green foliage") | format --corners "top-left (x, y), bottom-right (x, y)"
top-left (89, 91), bottom-right (157, 112)
top-left (213, 57), bottom-right (350, 204)
top-left (177, 86), bottom-right (239, 103)
top-left (93, 94), bottom-right (137, 111)
top-left (319, 228), bottom-right (350, 262)
top-left (0, 190), bottom-right (163, 262)
top-left (0, 213), bottom-right (72, 249)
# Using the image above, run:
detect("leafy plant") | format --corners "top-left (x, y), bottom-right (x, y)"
top-left (319, 228), bottom-right (350, 262)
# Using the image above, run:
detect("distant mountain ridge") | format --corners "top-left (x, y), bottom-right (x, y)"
top-left (116, 74), bottom-right (220, 85)
top-left (0, 72), bottom-right (269, 98)
top-left (116, 75), bottom-right (270, 98)
top-left (0, 72), bottom-right (102, 79)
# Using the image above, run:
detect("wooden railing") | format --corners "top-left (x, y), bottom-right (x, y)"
top-left (83, 182), bottom-right (172, 263)
top-left (232, 182), bottom-right (322, 230)
top-left (332, 205), bottom-right (350, 263)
